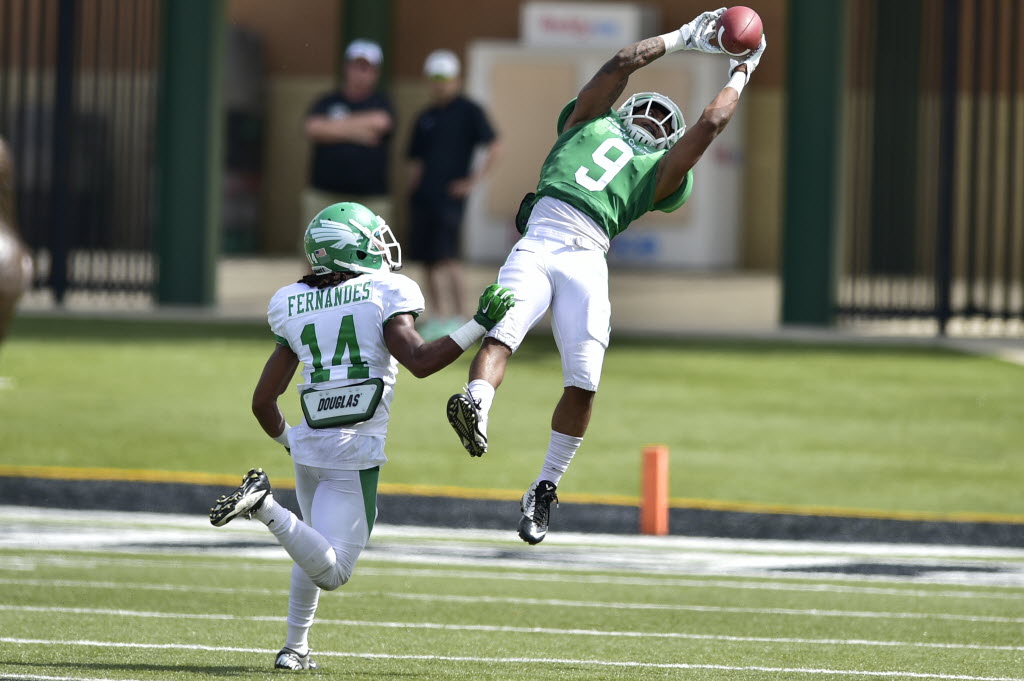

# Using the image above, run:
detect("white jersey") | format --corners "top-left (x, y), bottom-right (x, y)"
top-left (267, 271), bottom-right (425, 470)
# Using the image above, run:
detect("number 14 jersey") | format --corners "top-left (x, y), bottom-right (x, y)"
top-left (267, 271), bottom-right (425, 469)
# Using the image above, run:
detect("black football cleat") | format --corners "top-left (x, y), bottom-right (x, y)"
top-left (518, 480), bottom-right (559, 545)
top-left (209, 468), bottom-right (271, 527)
top-left (446, 389), bottom-right (488, 457)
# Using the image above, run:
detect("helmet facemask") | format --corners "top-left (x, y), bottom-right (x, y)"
top-left (350, 216), bottom-right (402, 272)
top-left (616, 92), bottom-right (686, 150)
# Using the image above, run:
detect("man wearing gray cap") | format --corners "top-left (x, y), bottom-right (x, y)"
top-left (303, 39), bottom-right (393, 233)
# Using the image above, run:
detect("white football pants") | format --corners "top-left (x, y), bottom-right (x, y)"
top-left (264, 464), bottom-right (378, 646)
top-left (489, 232), bottom-right (610, 391)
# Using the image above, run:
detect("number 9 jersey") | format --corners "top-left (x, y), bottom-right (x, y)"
top-left (531, 99), bottom-right (694, 240)
top-left (267, 270), bottom-right (425, 470)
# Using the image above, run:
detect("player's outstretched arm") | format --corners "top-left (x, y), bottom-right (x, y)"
top-left (563, 9), bottom-right (726, 133)
top-left (652, 35), bottom-right (767, 203)
top-left (385, 284), bottom-right (515, 378)
top-left (252, 343), bottom-right (300, 448)
top-left (384, 314), bottom-right (463, 378)
top-left (562, 38), bottom-right (667, 133)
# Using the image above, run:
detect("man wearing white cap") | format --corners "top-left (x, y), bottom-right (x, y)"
top-left (303, 39), bottom-right (393, 234)
top-left (406, 49), bottom-right (501, 337)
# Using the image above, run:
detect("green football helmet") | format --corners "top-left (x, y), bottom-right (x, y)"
top-left (304, 202), bottom-right (402, 275)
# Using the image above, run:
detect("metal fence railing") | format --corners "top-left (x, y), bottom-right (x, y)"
top-left (0, 0), bottom-right (162, 303)
top-left (835, 0), bottom-right (1023, 334)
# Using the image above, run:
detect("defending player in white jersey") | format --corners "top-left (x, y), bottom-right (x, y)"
top-left (208, 202), bottom-right (514, 671)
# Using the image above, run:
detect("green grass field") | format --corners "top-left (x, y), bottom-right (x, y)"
top-left (2, 316), bottom-right (1023, 517)
top-left (2, 506), bottom-right (1023, 681)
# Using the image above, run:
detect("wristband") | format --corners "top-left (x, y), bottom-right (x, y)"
top-left (659, 29), bottom-right (684, 53)
top-left (449, 319), bottom-right (487, 351)
top-left (726, 69), bottom-right (747, 94)
top-left (272, 424), bottom-right (291, 447)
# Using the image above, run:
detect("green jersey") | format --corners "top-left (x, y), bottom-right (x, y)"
top-left (528, 100), bottom-right (693, 239)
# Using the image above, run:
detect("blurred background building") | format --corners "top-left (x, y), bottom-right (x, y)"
top-left (0, 0), bottom-right (1021, 337)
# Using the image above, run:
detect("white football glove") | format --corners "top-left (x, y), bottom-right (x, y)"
top-left (730, 35), bottom-right (767, 84)
top-left (681, 8), bottom-right (727, 53)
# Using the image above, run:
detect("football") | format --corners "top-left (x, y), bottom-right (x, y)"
top-left (715, 6), bottom-right (763, 58)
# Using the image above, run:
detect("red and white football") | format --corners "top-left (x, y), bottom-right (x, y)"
top-left (716, 6), bottom-right (763, 58)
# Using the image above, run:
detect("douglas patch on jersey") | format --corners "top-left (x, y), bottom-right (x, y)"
top-left (300, 378), bottom-right (385, 428)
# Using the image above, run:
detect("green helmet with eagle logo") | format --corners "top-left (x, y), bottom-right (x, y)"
top-left (303, 202), bottom-right (402, 275)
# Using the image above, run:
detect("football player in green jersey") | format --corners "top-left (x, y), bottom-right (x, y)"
top-left (446, 8), bottom-right (766, 544)
top-left (209, 202), bottom-right (515, 670)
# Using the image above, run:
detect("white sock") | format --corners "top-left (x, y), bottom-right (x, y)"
top-left (252, 493), bottom-right (289, 526)
top-left (254, 499), bottom-right (320, 656)
top-left (284, 563), bottom-right (319, 656)
top-left (467, 379), bottom-right (495, 414)
top-left (538, 430), bottom-right (582, 487)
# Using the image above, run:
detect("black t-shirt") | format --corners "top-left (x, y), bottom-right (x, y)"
top-left (407, 95), bottom-right (496, 202)
top-left (307, 90), bottom-right (393, 195)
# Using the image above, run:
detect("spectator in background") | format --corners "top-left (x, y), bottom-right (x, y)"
top-left (407, 49), bottom-right (501, 338)
top-left (303, 39), bottom-right (393, 231)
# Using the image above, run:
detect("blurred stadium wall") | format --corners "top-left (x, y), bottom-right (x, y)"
top-left (3, 0), bottom-right (1021, 333)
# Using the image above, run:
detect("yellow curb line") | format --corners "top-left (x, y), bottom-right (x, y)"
top-left (1, 464), bottom-right (1022, 526)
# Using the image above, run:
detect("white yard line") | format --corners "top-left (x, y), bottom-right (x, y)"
top-left (3, 553), bottom-right (1021, 600)
top-left (355, 567), bottom-right (1024, 600)
top-left (0, 577), bottom-right (288, 597)
top-left (383, 592), bottom-right (1024, 624)
top-left (5, 604), bottom-right (1022, 653)
top-left (2, 638), bottom-right (1021, 681)
top-left (2, 577), bottom-right (1020, 624)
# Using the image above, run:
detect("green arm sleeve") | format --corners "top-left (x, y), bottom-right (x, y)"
top-left (652, 170), bottom-right (694, 214)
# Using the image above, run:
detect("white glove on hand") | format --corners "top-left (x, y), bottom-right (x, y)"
top-left (681, 8), bottom-right (727, 53)
top-left (730, 35), bottom-right (767, 84)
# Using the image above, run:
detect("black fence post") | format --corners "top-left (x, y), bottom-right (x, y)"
top-left (49, 0), bottom-right (76, 304)
top-left (934, 0), bottom-right (959, 335)
top-left (869, 0), bottom-right (922, 284)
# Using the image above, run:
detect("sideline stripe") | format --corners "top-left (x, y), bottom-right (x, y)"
top-left (3, 577), bottom-right (1021, 623)
top-left (2, 637), bottom-right (1021, 680)
top-left (5, 554), bottom-right (1022, 601)
top-left (3, 463), bottom-right (1023, 524)
top-left (5, 604), bottom-right (1022, 653)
